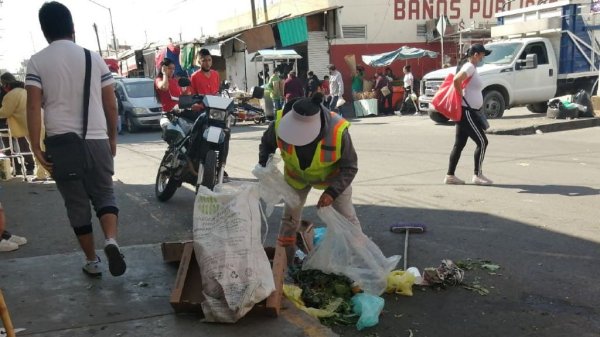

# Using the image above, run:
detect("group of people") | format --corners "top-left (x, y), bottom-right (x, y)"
top-left (2, 2), bottom-right (493, 284)
top-left (262, 64), bottom-right (345, 115)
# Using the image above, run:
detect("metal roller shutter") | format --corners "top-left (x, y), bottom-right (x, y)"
top-left (308, 31), bottom-right (330, 79)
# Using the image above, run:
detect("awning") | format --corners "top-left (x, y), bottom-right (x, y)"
top-left (361, 46), bottom-right (439, 67)
top-left (203, 34), bottom-right (242, 57)
top-left (277, 16), bottom-right (308, 47)
top-left (250, 49), bottom-right (302, 62)
top-left (240, 25), bottom-right (276, 53)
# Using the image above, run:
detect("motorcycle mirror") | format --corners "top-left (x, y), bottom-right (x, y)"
top-left (178, 77), bottom-right (191, 87)
top-left (250, 86), bottom-right (264, 99)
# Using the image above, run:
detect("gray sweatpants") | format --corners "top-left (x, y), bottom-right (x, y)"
top-left (55, 139), bottom-right (118, 232)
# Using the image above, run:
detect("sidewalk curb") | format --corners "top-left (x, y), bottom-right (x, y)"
top-left (488, 117), bottom-right (600, 135)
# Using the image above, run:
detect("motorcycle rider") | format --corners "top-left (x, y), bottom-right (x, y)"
top-left (189, 48), bottom-right (230, 180)
top-left (258, 92), bottom-right (361, 265)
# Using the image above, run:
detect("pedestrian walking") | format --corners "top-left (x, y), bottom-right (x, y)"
top-left (25, 1), bottom-right (126, 277)
top-left (445, 44), bottom-right (493, 186)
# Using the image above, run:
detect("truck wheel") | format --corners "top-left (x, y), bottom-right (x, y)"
top-left (526, 102), bottom-right (548, 113)
top-left (482, 90), bottom-right (505, 119)
top-left (428, 111), bottom-right (450, 124)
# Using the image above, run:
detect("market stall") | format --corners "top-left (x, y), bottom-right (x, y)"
top-left (354, 46), bottom-right (438, 116)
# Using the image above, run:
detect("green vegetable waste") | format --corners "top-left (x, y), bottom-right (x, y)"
top-left (286, 268), bottom-right (359, 326)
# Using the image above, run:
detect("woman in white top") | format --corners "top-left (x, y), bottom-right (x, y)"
top-left (444, 44), bottom-right (493, 186)
top-left (401, 65), bottom-right (419, 114)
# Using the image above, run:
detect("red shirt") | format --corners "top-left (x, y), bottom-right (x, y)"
top-left (155, 77), bottom-right (181, 112)
top-left (190, 69), bottom-right (220, 95)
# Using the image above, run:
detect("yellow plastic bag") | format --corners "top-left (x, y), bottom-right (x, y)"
top-left (283, 284), bottom-right (343, 318)
top-left (386, 270), bottom-right (416, 296)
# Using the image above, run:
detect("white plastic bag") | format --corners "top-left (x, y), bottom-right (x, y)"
top-left (193, 182), bottom-right (275, 322)
top-left (302, 207), bottom-right (401, 295)
top-left (252, 154), bottom-right (300, 216)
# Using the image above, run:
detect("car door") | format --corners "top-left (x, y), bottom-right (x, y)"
top-left (511, 42), bottom-right (557, 104)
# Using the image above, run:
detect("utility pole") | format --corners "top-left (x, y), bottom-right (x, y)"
top-left (250, 0), bottom-right (257, 27)
top-left (263, 0), bottom-right (268, 22)
top-left (88, 0), bottom-right (118, 58)
top-left (92, 23), bottom-right (102, 55)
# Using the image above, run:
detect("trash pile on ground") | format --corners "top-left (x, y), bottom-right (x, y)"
top-left (547, 89), bottom-right (595, 119)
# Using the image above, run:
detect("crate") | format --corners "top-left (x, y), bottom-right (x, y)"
top-left (161, 241), bottom-right (287, 317)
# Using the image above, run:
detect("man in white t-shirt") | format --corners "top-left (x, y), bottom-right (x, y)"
top-left (327, 64), bottom-right (344, 113)
top-left (26, 2), bottom-right (126, 277)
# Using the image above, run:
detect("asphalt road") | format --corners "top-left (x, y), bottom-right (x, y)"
top-left (3, 107), bottom-right (599, 336)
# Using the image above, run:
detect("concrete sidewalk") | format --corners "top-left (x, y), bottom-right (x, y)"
top-left (0, 243), bottom-right (336, 337)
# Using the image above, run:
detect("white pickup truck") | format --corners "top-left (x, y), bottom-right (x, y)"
top-left (419, 0), bottom-right (600, 123)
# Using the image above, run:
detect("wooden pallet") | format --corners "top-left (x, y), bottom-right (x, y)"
top-left (161, 241), bottom-right (287, 317)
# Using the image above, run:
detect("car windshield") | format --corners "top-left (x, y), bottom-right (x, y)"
top-left (124, 81), bottom-right (155, 98)
top-left (483, 42), bottom-right (523, 65)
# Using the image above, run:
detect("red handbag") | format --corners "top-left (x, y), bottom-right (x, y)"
top-left (431, 74), bottom-right (471, 121)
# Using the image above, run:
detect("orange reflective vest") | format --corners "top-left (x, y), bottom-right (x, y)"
top-left (274, 109), bottom-right (350, 190)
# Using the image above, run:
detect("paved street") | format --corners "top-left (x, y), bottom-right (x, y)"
top-left (1, 107), bottom-right (599, 336)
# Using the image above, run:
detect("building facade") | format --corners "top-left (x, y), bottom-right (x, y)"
top-left (217, 0), bottom-right (558, 96)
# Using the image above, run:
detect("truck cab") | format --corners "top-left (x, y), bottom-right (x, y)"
top-left (420, 0), bottom-right (600, 123)
top-left (420, 38), bottom-right (554, 121)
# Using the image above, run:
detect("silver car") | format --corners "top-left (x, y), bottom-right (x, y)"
top-left (114, 77), bottom-right (163, 132)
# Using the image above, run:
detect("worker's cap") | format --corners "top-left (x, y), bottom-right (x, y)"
top-left (468, 44), bottom-right (491, 56)
top-left (278, 95), bottom-right (323, 146)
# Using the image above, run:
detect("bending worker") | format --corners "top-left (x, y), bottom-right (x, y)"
top-left (258, 92), bottom-right (360, 265)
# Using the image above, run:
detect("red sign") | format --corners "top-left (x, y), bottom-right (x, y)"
top-left (394, 0), bottom-right (559, 20)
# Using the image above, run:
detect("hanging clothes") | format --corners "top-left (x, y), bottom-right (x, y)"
top-left (166, 43), bottom-right (183, 74)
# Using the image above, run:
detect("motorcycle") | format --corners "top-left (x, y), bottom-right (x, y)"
top-left (155, 78), bottom-right (237, 202)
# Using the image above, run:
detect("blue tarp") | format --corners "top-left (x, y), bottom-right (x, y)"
top-left (361, 46), bottom-right (439, 67)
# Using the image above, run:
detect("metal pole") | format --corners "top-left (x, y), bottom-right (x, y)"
top-left (440, 17), bottom-right (445, 68)
top-left (250, 0), bottom-right (257, 26)
top-left (263, 0), bottom-right (268, 22)
top-left (92, 23), bottom-right (102, 55)
top-left (88, 1), bottom-right (118, 58)
top-left (107, 7), bottom-right (118, 57)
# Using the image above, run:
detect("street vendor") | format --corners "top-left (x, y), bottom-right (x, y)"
top-left (258, 92), bottom-right (360, 265)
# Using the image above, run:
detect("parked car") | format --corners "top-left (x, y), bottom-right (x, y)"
top-left (114, 77), bottom-right (163, 132)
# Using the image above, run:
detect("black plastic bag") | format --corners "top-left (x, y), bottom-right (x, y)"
top-left (573, 90), bottom-right (594, 117)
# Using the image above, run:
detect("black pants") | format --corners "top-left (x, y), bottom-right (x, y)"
top-left (447, 108), bottom-right (488, 176)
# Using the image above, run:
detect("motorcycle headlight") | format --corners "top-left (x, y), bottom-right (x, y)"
top-left (208, 109), bottom-right (227, 121)
top-left (132, 107), bottom-right (149, 115)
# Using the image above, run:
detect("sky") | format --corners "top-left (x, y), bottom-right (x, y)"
top-left (0, 0), bottom-right (253, 72)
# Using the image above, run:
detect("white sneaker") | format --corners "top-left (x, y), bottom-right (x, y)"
top-left (472, 174), bottom-right (493, 185)
top-left (82, 256), bottom-right (102, 277)
top-left (0, 238), bottom-right (19, 252)
top-left (444, 175), bottom-right (465, 185)
top-left (8, 234), bottom-right (27, 246)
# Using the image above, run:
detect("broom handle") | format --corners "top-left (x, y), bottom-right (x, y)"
top-left (403, 230), bottom-right (409, 271)
top-left (0, 289), bottom-right (15, 337)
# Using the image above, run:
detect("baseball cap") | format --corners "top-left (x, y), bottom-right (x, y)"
top-left (469, 44), bottom-right (491, 56)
